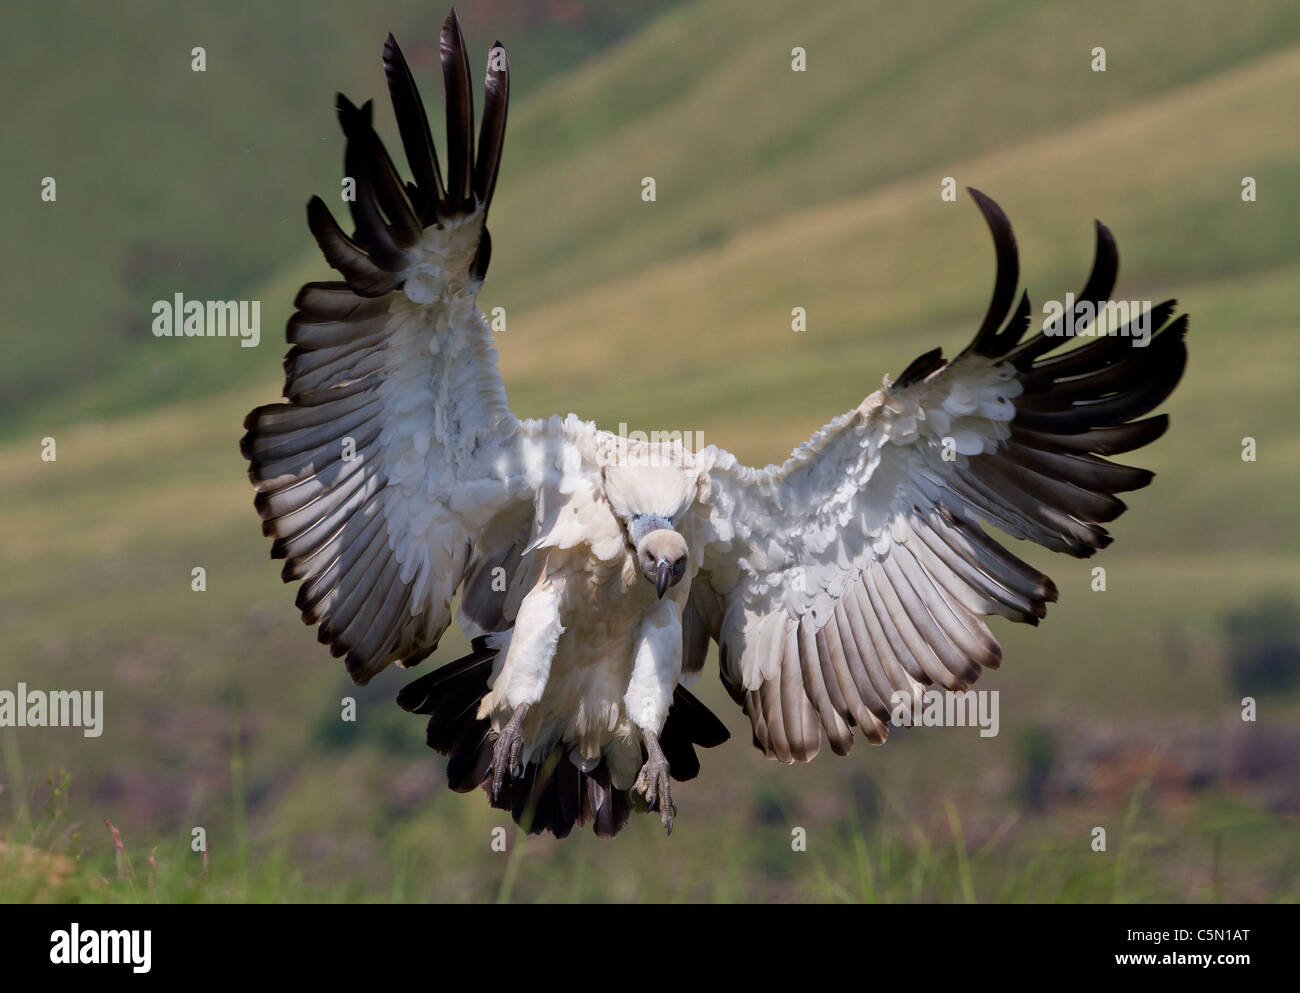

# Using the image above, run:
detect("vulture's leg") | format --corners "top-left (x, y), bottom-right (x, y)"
top-left (635, 730), bottom-right (675, 834)
top-left (626, 600), bottom-right (683, 833)
top-left (485, 582), bottom-right (563, 799)
top-left (490, 702), bottom-right (529, 799)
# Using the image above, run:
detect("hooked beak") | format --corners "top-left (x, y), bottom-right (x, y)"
top-left (655, 561), bottom-right (671, 599)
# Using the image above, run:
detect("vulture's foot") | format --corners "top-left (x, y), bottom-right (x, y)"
top-left (635, 731), bottom-right (675, 834)
top-left (490, 702), bottom-right (530, 799)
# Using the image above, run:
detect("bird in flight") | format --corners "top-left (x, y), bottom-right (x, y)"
top-left (242, 9), bottom-right (1188, 837)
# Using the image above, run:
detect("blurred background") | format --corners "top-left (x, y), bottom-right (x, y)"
top-left (2, 0), bottom-right (1298, 902)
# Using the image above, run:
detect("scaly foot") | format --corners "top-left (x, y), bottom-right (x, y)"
top-left (490, 702), bottom-right (530, 799)
top-left (634, 730), bottom-right (675, 834)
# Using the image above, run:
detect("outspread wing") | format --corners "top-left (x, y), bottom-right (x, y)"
top-left (242, 14), bottom-right (546, 684)
top-left (694, 188), bottom-right (1188, 761)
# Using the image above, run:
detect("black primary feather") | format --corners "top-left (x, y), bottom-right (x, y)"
top-left (473, 40), bottom-right (510, 209)
top-left (382, 32), bottom-right (446, 223)
top-left (439, 9), bottom-right (475, 214)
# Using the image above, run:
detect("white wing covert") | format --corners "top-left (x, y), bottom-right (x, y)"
top-left (695, 189), bottom-right (1188, 762)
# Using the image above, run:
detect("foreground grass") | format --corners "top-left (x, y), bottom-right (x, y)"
top-left (4, 769), bottom-right (1296, 903)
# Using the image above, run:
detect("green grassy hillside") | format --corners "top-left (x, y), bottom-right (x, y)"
top-left (0, 0), bottom-right (676, 433)
top-left (2, 0), bottom-right (1298, 902)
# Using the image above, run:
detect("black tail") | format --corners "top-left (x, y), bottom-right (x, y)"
top-left (397, 639), bottom-right (730, 838)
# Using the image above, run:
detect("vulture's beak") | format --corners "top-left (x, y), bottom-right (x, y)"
top-left (655, 561), bottom-right (672, 599)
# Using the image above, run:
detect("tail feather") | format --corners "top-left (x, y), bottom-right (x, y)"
top-left (446, 722), bottom-right (492, 792)
top-left (397, 648), bottom-right (729, 838)
top-left (657, 685), bottom-right (732, 783)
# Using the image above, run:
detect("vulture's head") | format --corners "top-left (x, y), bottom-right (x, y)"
top-left (602, 464), bottom-right (698, 598)
top-left (635, 526), bottom-right (688, 599)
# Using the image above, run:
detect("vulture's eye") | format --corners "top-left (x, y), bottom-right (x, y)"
top-left (671, 556), bottom-right (687, 581)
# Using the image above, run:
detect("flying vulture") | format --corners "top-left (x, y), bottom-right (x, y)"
top-left (242, 9), bottom-right (1189, 837)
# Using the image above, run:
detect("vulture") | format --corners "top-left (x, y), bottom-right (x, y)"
top-left (242, 9), bottom-right (1189, 838)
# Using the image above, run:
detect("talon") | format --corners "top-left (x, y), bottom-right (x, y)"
top-left (490, 702), bottom-right (530, 799)
top-left (508, 729), bottom-right (525, 778)
top-left (634, 730), bottom-right (676, 835)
